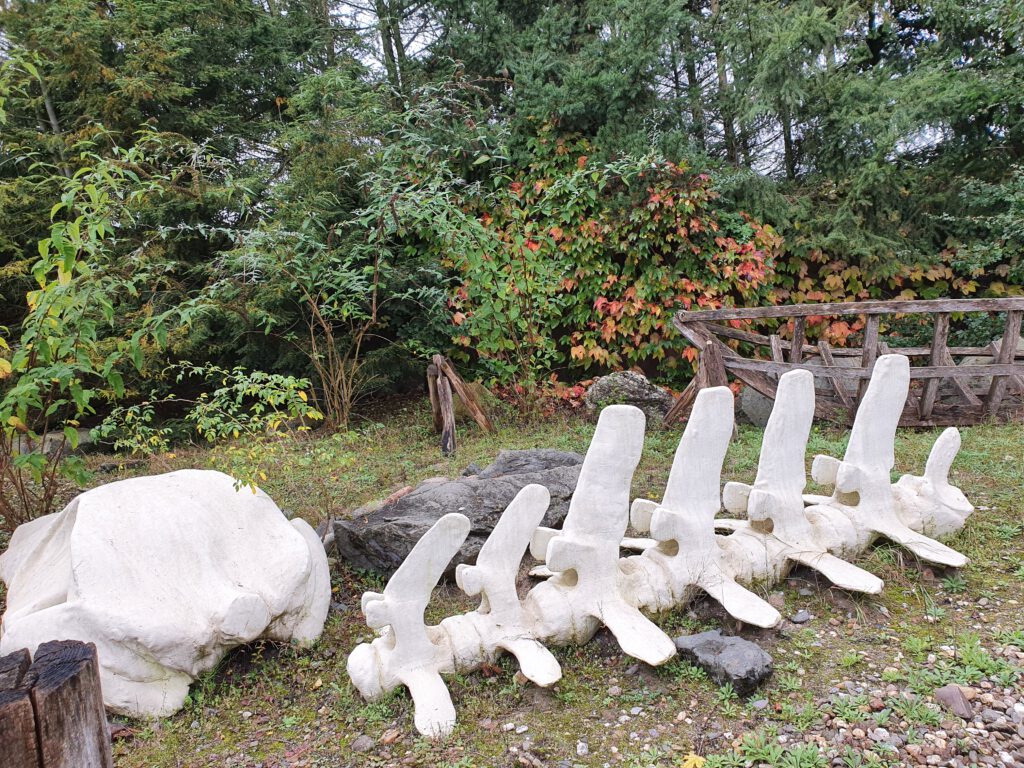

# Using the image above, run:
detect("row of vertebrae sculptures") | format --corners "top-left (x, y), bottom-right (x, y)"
top-left (347, 354), bottom-right (975, 738)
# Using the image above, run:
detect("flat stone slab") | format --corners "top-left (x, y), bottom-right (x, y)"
top-left (333, 449), bottom-right (583, 576)
top-left (673, 629), bottom-right (773, 696)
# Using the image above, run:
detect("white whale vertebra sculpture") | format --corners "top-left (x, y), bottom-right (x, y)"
top-left (347, 354), bottom-right (974, 738)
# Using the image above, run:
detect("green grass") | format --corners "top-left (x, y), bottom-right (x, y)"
top-left (2, 399), bottom-right (1022, 767)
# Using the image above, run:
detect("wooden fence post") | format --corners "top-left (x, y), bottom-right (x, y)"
top-left (0, 640), bottom-right (113, 768)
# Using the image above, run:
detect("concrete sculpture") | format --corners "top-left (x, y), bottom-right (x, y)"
top-left (0, 470), bottom-right (331, 718)
top-left (349, 354), bottom-right (974, 738)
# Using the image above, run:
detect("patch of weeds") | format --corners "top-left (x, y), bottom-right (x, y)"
top-left (941, 573), bottom-right (966, 593)
top-left (620, 687), bottom-right (657, 706)
top-left (715, 682), bottom-right (738, 705)
top-left (994, 629), bottom-right (1024, 648)
top-left (775, 702), bottom-right (821, 730)
top-left (924, 603), bottom-right (947, 621)
top-left (660, 658), bottom-right (709, 683)
top-left (888, 695), bottom-right (941, 727)
top-left (776, 673), bottom-right (802, 692)
top-left (738, 728), bottom-right (784, 763)
top-left (881, 667), bottom-right (905, 683)
top-left (705, 752), bottom-right (746, 768)
top-left (993, 522), bottom-right (1023, 541)
top-left (839, 651), bottom-right (862, 668)
top-left (902, 635), bottom-right (932, 660)
top-left (906, 633), bottom-right (1021, 693)
top-left (779, 743), bottom-right (828, 768)
top-left (622, 746), bottom-right (663, 767)
top-left (829, 694), bottom-right (868, 721)
top-left (355, 697), bottom-right (395, 727)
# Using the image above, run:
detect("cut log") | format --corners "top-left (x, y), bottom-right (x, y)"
top-left (0, 649), bottom-right (38, 768)
top-left (27, 641), bottom-right (113, 768)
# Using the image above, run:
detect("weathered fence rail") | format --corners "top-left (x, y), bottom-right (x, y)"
top-left (666, 297), bottom-right (1024, 427)
top-left (0, 640), bottom-right (113, 768)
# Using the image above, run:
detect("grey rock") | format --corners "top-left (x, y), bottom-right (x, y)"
top-left (739, 386), bottom-right (774, 428)
top-left (461, 462), bottom-right (483, 477)
top-left (790, 609), bottom-right (812, 624)
top-left (15, 427), bottom-right (96, 458)
top-left (981, 708), bottom-right (1004, 724)
top-left (934, 684), bottom-right (974, 720)
top-left (97, 458), bottom-right (147, 474)
top-left (583, 371), bottom-right (674, 424)
top-left (673, 629), bottom-right (773, 696)
top-left (333, 449), bottom-right (584, 576)
top-left (750, 698), bottom-right (769, 710)
top-left (869, 727), bottom-right (890, 742)
top-left (350, 735), bottom-right (374, 753)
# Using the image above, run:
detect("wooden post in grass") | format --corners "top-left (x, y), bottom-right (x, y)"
top-left (0, 640), bottom-right (113, 768)
top-left (427, 355), bottom-right (494, 455)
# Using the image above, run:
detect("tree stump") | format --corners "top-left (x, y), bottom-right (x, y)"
top-left (0, 641), bottom-right (113, 768)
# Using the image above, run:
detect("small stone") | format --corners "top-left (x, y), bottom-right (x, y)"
top-left (503, 722), bottom-right (516, 732)
top-left (576, 740), bottom-right (588, 756)
top-left (790, 610), bottom-right (812, 624)
top-left (750, 699), bottom-right (769, 710)
top-left (630, 707), bottom-right (642, 716)
top-left (934, 684), bottom-right (974, 720)
top-left (380, 728), bottom-right (401, 745)
top-left (607, 685), bottom-right (622, 697)
top-left (981, 708), bottom-right (1003, 724)
top-left (351, 735), bottom-right (374, 753)
top-left (516, 725), bottom-right (529, 734)
top-left (241, 711), bottom-right (253, 719)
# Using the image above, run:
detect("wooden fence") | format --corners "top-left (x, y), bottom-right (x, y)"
top-left (665, 297), bottom-right (1024, 427)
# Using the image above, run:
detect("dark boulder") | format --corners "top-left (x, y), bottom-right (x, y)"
top-left (673, 629), bottom-right (773, 696)
top-left (333, 449), bottom-right (583, 577)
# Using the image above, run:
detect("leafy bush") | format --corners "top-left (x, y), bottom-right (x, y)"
top-left (445, 130), bottom-right (781, 390)
top-left (0, 139), bottom-right (203, 532)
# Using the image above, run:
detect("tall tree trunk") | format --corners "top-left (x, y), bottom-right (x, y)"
top-left (781, 104), bottom-right (796, 179)
top-left (710, 0), bottom-right (738, 163)
top-left (680, 11), bottom-right (706, 151)
top-left (37, 75), bottom-right (70, 178)
top-left (320, 0), bottom-right (335, 67)
top-left (375, 0), bottom-right (402, 93)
